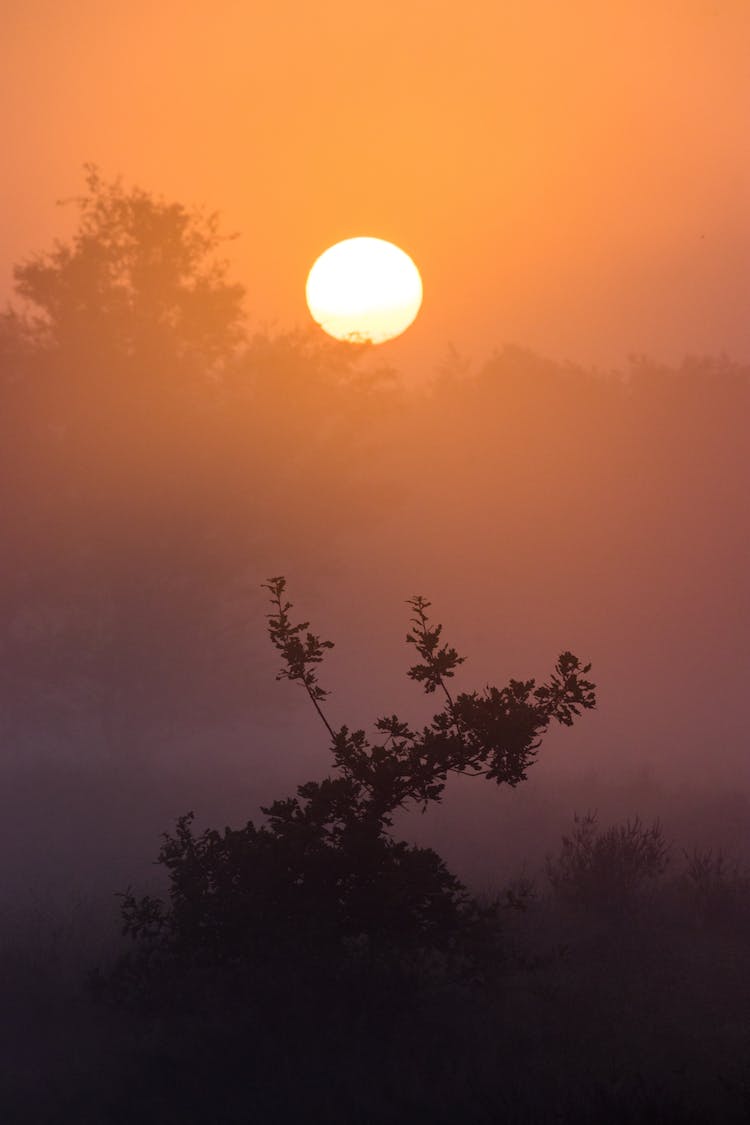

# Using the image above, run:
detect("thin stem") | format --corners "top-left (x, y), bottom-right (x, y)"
top-left (305, 685), bottom-right (335, 740)
top-left (438, 677), bottom-right (455, 710)
top-left (437, 674), bottom-right (467, 751)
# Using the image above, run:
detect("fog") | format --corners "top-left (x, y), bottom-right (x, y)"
top-left (1, 174), bottom-right (747, 922)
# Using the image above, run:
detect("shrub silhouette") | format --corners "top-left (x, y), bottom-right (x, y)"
top-left (117, 579), bottom-right (596, 1000)
top-left (547, 811), bottom-right (669, 912)
top-left (682, 847), bottom-right (750, 928)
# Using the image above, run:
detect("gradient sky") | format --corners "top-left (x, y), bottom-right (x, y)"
top-left (2, 1), bottom-right (749, 371)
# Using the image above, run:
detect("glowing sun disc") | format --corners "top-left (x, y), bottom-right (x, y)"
top-left (306, 237), bottom-right (423, 344)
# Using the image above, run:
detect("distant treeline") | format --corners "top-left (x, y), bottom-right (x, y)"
top-left (1, 171), bottom-right (748, 774)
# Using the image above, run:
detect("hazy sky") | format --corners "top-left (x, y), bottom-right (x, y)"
top-left (2, 1), bottom-right (748, 369)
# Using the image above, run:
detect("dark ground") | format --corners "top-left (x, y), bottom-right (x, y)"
top-left (3, 854), bottom-right (749, 1125)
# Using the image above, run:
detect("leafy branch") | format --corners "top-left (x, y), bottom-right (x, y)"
top-left (262, 576), bottom-right (335, 737)
top-left (406, 595), bottom-right (464, 705)
top-left (263, 577), bottom-right (596, 825)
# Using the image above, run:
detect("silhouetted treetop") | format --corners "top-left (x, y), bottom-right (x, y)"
top-left (9, 165), bottom-right (245, 371)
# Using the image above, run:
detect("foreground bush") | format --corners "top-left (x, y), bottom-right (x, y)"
top-left (115, 579), bottom-right (595, 1003)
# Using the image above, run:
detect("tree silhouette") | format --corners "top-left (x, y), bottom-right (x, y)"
top-left (7, 164), bottom-right (245, 383)
top-left (0, 172), bottom-right (388, 757)
top-left (0, 170), bottom-right (252, 749)
top-left (116, 578), bottom-right (595, 1001)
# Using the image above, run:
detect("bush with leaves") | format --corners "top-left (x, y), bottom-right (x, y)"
top-left (547, 812), bottom-right (669, 913)
top-left (116, 579), bottom-right (595, 1001)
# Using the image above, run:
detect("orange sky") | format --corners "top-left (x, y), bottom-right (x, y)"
top-left (2, 0), bottom-right (748, 371)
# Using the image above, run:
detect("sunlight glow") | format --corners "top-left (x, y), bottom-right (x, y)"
top-left (305, 237), bottom-right (423, 344)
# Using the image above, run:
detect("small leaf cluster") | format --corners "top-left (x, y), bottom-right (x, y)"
top-left (406, 595), bottom-right (465, 695)
top-left (263, 576), bottom-right (334, 704)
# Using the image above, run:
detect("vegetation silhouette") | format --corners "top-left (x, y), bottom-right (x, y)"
top-left (0, 167), bottom-right (248, 756)
top-left (7, 164), bottom-right (245, 374)
top-left (0, 170), bottom-right (395, 759)
top-left (1, 170), bottom-right (749, 1124)
top-left (547, 810), bottom-right (669, 913)
top-left (116, 577), bottom-right (595, 1004)
top-left (1, 167), bottom-right (747, 795)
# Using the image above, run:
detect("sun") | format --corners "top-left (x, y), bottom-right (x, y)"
top-left (305, 237), bottom-right (423, 344)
